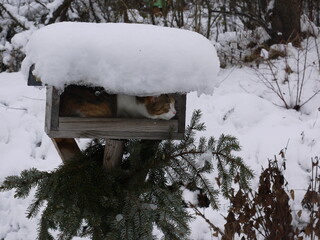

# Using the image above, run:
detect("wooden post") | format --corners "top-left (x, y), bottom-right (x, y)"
top-left (45, 86), bottom-right (60, 135)
top-left (52, 138), bottom-right (81, 163)
top-left (177, 94), bottom-right (186, 135)
top-left (103, 139), bottom-right (124, 171)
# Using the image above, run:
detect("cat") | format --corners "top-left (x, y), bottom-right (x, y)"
top-left (55, 85), bottom-right (177, 162)
top-left (59, 85), bottom-right (176, 120)
top-left (117, 94), bottom-right (176, 120)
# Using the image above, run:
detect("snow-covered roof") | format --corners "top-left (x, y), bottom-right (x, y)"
top-left (22, 22), bottom-right (219, 96)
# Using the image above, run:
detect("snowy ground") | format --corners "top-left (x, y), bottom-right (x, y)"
top-left (1, 45), bottom-right (320, 239)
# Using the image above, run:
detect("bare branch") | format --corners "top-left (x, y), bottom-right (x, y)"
top-left (209, 9), bottom-right (270, 36)
top-left (47, 0), bottom-right (74, 24)
top-left (188, 203), bottom-right (224, 236)
top-left (0, 3), bottom-right (28, 30)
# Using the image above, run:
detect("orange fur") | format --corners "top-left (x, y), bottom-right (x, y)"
top-left (59, 85), bottom-right (116, 117)
top-left (60, 86), bottom-right (175, 118)
top-left (136, 95), bottom-right (175, 116)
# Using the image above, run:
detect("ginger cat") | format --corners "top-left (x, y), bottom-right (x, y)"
top-left (55, 85), bottom-right (177, 163)
top-left (59, 85), bottom-right (176, 120)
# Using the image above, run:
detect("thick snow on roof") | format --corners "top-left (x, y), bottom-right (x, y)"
top-left (22, 22), bottom-right (219, 96)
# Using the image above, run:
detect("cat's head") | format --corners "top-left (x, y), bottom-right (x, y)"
top-left (139, 94), bottom-right (176, 120)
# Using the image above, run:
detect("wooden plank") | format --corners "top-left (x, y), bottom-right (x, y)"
top-left (45, 86), bottom-right (60, 133)
top-left (51, 138), bottom-right (81, 163)
top-left (47, 130), bottom-right (184, 140)
top-left (58, 117), bottom-right (178, 132)
top-left (44, 87), bottom-right (186, 140)
top-left (45, 86), bottom-right (53, 133)
top-left (177, 94), bottom-right (186, 135)
top-left (103, 139), bottom-right (124, 171)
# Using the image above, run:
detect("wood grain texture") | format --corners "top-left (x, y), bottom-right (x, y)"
top-left (47, 130), bottom-right (184, 140)
top-left (59, 117), bottom-right (178, 131)
top-left (45, 86), bottom-right (60, 133)
top-left (52, 138), bottom-right (81, 163)
top-left (45, 86), bottom-right (53, 133)
top-left (103, 139), bottom-right (124, 171)
top-left (177, 94), bottom-right (186, 135)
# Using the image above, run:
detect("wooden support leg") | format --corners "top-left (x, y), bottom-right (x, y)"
top-left (103, 139), bottom-right (124, 172)
top-left (52, 138), bottom-right (81, 163)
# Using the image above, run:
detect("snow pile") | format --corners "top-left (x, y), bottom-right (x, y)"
top-left (2, 42), bottom-right (320, 239)
top-left (22, 22), bottom-right (219, 96)
top-left (2, 26), bottom-right (320, 239)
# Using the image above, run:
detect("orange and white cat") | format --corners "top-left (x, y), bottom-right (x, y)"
top-left (55, 85), bottom-right (177, 162)
top-left (59, 85), bottom-right (176, 120)
top-left (117, 94), bottom-right (176, 120)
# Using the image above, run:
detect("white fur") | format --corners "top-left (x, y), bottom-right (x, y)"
top-left (158, 102), bottom-right (176, 120)
top-left (117, 95), bottom-right (176, 120)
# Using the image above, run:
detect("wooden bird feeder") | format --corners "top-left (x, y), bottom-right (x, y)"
top-left (28, 71), bottom-right (186, 169)
top-left (44, 85), bottom-right (186, 141)
top-left (25, 22), bottom-right (219, 170)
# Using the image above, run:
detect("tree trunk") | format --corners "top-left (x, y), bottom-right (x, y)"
top-left (317, 0), bottom-right (320, 26)
top-left (270, 0), bottom-right (301, 45)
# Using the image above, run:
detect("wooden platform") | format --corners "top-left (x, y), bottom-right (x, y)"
top-left (45, 86), bottom-right (186, 140)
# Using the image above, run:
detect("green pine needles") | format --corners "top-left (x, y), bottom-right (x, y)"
top-left (0, 110), bottom-right (254, 240)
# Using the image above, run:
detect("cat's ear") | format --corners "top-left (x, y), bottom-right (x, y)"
top-left (149, 96), bottom-right (157, 103)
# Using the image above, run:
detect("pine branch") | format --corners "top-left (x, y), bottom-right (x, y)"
top-left (0, 168), bottom-right (49, 198)
top-left (188, 202), bottom-right (224, 236)
top-left (180, 154), bottom-right (219, 209)
top-left (0, 109), bottom-right (253, 239)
